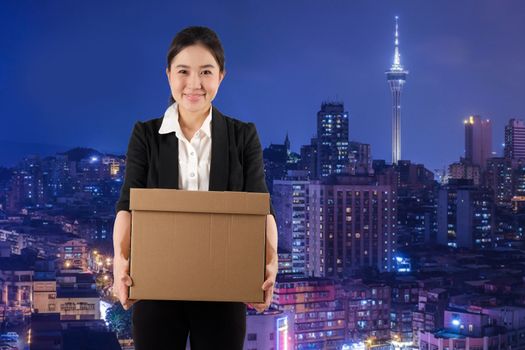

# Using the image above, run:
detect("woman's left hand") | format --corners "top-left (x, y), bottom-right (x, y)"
top-left (247, 259), bottom-right (278, 313)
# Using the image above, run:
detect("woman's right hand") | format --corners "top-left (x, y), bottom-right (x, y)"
top-left (112, 256), bottom-right (137, 310)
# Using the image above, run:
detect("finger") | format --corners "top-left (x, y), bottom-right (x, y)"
top-left (262, 279), bottom-right (275, 291)
top-left (118, 286), bottom-right (129, 305)
top-left (251, 302), bottom-right (263, 311)
top-left (123, 298), bottom-right (136, 310)
top-left (251, 300), bottom-right (267, 313)
top-left (128, 299), bottom-right (137, 306)
top-left (261, 279), bottom-right (268, 290)
top-left (264, 288), bottom-right (272, 306)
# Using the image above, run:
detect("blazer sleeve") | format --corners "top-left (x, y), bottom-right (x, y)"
top-left (115, 121), bottom-right (149, 214)
top-left (242, 122), bottom-right (276, 219)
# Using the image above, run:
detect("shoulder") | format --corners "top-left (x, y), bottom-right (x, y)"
top-left (125, 116), bottom-right (163, 143)
top-left (138, 116), bottom-right (163, 134)
top-left (213, 107), bottom-right (258, 140)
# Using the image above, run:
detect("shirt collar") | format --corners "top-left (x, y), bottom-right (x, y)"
top-left (158, 102), bottom-right (212, 138)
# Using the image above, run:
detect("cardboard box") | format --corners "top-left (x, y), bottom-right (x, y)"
top-left (128, 188), bottom-right (268, 303)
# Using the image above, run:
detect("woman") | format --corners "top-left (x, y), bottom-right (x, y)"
top-left (112, 26), bottom-right (278, 349)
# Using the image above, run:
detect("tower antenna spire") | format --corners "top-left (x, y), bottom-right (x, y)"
top-left (392, 15), bottom-right (403, 70)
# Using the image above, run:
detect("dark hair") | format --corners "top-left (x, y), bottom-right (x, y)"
top-left (166, 26), bottom-right (225, 105)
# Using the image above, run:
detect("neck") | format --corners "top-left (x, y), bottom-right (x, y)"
top-left (177, 104), bottom-right (211, 131)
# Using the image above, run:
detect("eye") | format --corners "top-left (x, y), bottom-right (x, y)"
top-left (201, 70), bottom-right (212, 75)
top-left (177, 70), bottom-right (188, 74)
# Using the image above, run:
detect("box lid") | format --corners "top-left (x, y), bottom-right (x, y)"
top-left (130, 188), bottom-right (269, 215)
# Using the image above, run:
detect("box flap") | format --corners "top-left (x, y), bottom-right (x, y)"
top-left (130, 188), bottom-right (269, 215)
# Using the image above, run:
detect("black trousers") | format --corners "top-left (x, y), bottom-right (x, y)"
top-left (132, 300), bottom-right (247, 349)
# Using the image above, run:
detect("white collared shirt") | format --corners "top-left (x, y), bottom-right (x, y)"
top-left (158, 102), bottom-right (212, 191)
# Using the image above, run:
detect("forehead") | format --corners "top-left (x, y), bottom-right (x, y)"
top-left (171, 44), bottom-right (218, 68)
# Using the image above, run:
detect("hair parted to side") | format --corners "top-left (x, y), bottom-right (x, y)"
top-left (166, 26), bottom-right (225, 105)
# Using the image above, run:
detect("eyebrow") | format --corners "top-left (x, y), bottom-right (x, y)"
top-left (175, 64), bottom-right (216, 69)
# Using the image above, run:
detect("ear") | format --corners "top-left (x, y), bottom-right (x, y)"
top-left (166, 67), bottom-right (170, 79)
top-left (219, 69), bottom-right (226, 84)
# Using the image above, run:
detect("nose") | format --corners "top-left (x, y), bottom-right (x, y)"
top-left (187, 72), bottom-right (202, 90)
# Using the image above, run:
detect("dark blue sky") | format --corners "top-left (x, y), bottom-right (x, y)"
top-left (2, 1), bottom-right (524, 171)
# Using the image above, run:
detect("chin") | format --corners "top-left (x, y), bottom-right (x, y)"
top-left (182, 101), bottom-right (209, 111)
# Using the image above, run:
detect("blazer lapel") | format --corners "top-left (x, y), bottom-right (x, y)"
top-left (158, 132), bottom-right (179, 189)
top-left (209, 107), bottom-right (229, 191)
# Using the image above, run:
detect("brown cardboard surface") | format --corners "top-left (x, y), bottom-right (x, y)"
top-left (128, 188), bottom-right (268, 303)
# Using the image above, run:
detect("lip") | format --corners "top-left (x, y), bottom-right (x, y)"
top-left (183, 93), bottom-right (205, 102)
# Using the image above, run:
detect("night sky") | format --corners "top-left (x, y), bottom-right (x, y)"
top-left (2, 1), bottom-right (525, 171)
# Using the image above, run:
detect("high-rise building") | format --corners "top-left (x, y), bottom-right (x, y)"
top-left (386, 16), bottom-right (408, 165)
top-left (485, 157), bottom-right (513, 206)
top-left (300, 138), bottom-right (318, 179)
top-left (437, 179), bottom-right (494, 249)
top-left (349, 141), bottom-right (373, 175)
top-left (504, 118), bottom-right (525, 161)
top-left (448, 160), bottom-right (482, 186)
top-left (263, 142), bottom-right (288, 194)
top-left (307, 175), bottom-right (397, 276)
top-left (6, 156), bottom-right (45, 213)
top-left (464, 115), bottom-right (492, 169)
top-left (272, 170), bottom-right (309, 275)
top-left (456, 188), bottom-right (494, 249)
top-left (513, 159), bottom-right (525, 197)
top-left (392, 160), bottom-right (438, 245)
top-left (316, 102), bottom-right (349, 179)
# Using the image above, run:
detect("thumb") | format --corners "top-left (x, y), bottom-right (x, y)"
top-left (123, 275), bottom-right (133, 287)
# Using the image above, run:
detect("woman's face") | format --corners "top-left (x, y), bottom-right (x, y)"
top-left (166, 44), bottom-right (225, 117)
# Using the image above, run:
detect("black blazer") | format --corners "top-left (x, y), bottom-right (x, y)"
top-left (115, 106), bottom-right (275, 218)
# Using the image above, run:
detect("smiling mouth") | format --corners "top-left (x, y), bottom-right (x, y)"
top-left (183, 93), bottom-right (205, 102)
top-left (184, 93), bottom-right (205, 97)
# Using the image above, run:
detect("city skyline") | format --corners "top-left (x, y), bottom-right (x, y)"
top-left (2, 1), bottom-right (525, 172)
top-left (2, 2), bottom-right (525, 349)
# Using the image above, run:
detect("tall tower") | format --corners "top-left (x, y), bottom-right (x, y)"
top-left (386, 16), bottom-right (408, 165)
